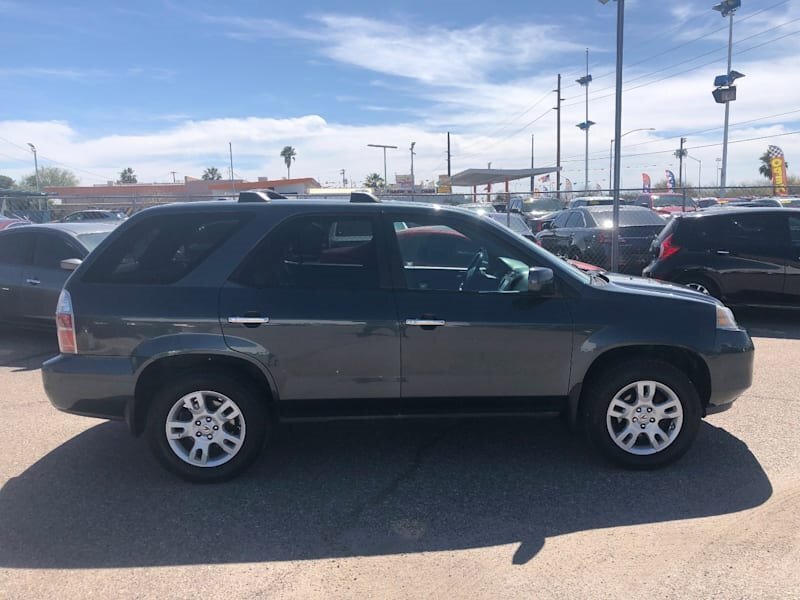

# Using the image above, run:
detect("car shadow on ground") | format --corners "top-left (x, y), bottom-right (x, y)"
top-left (0, 325), bottom-right (58, 371)
top-left (0, 417), bottom-right (771, 568)
top-left (735, 308), bottom-right (800, 340)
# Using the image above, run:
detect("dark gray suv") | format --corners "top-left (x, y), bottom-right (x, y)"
top-left (42, 194), bottom-right (754, 482)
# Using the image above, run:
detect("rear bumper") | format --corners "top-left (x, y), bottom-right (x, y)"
top-left (42, 354), bottom-right (136, 424)
top-left (704, 328), bottom-right (755, 413)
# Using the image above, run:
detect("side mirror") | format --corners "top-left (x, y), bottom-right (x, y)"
top-left (541, 221), bottom-right (552, 230)
top-left (60, 258), bottom-right (82, 271)
top-left (528, 267), bottom-right (554, 293)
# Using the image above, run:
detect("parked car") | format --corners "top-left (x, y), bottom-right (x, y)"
top-left (458, 203), bottom-right (497, 213)
top-left (483, 212), bottom-right (534, 240)
top-left (522, 197), bottom-right (564, 219)
top-left (0, 217), bottom-right (31, 230)
top-left (568, 196), bottom-right (615, 209)
top-left (61, 209), bottom-right (127, 223)
top-left (0, 222), bottom-right (117, 326)
top-left (696, 198), bottom-right (719, 209)
top-left (535, 206), bottom-right (666, 274)
top-left (723, 198), bottom-right (783, 208)
top-left (644, 207), bottom-right (800, 307)
top-left (42, 194), bottom-right (753, 481)
top-left (634, 193), bottom-right (697, 217)
top-left (528, 211), bottom-right (560, 234)
top-left (779, 197), bottom-right (800, 208)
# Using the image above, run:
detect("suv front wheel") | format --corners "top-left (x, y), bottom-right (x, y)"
top-left (146, 372), bottom-right (269, 482)
top-left (582, 359), bottom-right (702, 468)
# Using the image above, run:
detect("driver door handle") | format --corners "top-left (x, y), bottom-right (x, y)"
top-left (405, 319), bottom-right (446, 327)
top-left (26, 278), bottom-right (40, 286)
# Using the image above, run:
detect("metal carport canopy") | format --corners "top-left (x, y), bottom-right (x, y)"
top-left (449, 167), bottom-right (559, 187)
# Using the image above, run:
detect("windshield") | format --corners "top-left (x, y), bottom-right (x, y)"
top-left (77, 232), bottom-right (112, 251)
top-left (524, 198), bottom-right (563, 212)
top-left (652, 195), bottom-right (687, 207)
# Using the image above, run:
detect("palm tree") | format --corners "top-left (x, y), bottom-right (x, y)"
top-left (202, 167), bottom-right (222, 181)
top-left (364, 173), bottom-right (384, 189)
top-left (280, 146), bottom-right (297, 179)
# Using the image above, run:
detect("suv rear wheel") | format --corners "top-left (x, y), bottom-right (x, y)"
top-left (146, 372), bottom-right (269, 482)
top-left (678, 275), bottom-right (720, 299)
top-left (582, 359), bottom-right (702, 468)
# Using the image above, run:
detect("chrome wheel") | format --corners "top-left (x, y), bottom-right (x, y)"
top-left (606, 380), bottom-right (683, 456)
top-left (685, 282), bottom-right (710, 295)
top-left (165, 390), bottom-right (246, 468)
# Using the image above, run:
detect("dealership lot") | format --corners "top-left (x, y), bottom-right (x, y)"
top-left (0, 313), bottom-right (799, 599)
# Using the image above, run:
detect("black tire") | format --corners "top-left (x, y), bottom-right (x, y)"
top-left (582, 359), bottom-right (702, 469)
top-left (678, 274), bottom-right (721, 299)
top-left (146, 371), bottom-right (269, 483)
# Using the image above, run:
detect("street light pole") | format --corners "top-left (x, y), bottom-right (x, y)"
top-left (687, 155), bottom-right (702, 190)
top-left (410, 142), bottom-right (416, 198)
top-left (609, 127), bottom-right (655, 195)
top-left (367, 144), bottom-right (398, 190)
top-left (27, 143), bottom-right (40, 192)
top-left (714, 0), bottom-right (740, 193)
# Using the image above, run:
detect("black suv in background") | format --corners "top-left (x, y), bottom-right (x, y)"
top-left (644, 207), bottom-right (800, 307)
top-left (42, 194), bottom-right (754, 482)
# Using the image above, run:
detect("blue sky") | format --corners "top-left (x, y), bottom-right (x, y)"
top-left (1, 0), bottom-right (798, 190)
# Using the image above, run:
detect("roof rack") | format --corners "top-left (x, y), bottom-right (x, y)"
top-left (350, 191), bottom-right (380, 203)
top-left (238, 190), bottom-right (288, 203)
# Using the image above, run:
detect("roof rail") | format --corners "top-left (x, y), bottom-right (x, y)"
top-left (350, 191), bottom-right (380, 203)
top-left (238, 190), bottom-right (288, 203)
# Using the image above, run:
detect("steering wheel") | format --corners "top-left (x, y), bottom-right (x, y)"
top-left (460, 247), bottom-right (488, 291)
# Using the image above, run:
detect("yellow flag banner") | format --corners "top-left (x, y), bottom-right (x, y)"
top-left (768, 145), bottom-right (788, 196)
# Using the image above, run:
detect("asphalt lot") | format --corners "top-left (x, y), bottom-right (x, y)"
top-left (0, 312), bottom-right (799, 599)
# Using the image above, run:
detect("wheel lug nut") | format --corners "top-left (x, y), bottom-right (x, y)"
top-left (207, 434), bottom-right (213, 440)
top-left (633, 417), bottom-right (638, 422)
top-left (206, 417), bottom-right (212, 422)
top-left (213, 425), bottom-right (219, 430)
top-left (195, 420), bottom-right (201, 426)
top-left (636, 408), bottom-right (642, 413)
top-left (195, 432), bottom-right (202, 437)
top-left (650, 418), bottom-right (655, 423)
top-left (640, 424), bottom-right (646, 429)
top-left (647, 408), bottom-right (653, 413)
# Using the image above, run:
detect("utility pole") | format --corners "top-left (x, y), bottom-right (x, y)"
top-left (576, 49), bottom-right (594, 192)
top-left (554, 73), bottom-right (562, 198)
top-left (446, 132), bottom-right (451, 177)
top-left (340, 169), bottom-right (346, 187)
top-left (170, 171), bottom-right (177, 183)
top-left (530, 133), bottom-right (535, 193)
top-left (229, 142), bottom-right (236, 199)
top-left (675, 137), bottom-right (687, 211)
top-left (27, 143), bottom-right (40, 192)
top-left (410, 142), bottom-right (416, 197)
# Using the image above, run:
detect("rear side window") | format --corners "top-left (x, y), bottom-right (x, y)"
top-left (0, 232), bottom-right (35, 265)
top-left (83, 213), bottom-right (246, 284)
top-left (565, 212), bottom-right (585, 228)
top-left (34, 233), bottom-right (85, 269)
top-left (231, 215), bottom-right (379, 290)
top-left (694, 213), bottom-right (786, 250)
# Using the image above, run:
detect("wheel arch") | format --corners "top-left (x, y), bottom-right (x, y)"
top-left (130, 352), bottom-right (278, 436)
top-left (569, 344), bottom-right (711, 428)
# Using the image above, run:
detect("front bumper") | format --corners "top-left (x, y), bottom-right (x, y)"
top-left (704, 328), bottom-right (755, 413)
top-left (42, 354), bottom-right (136, 424)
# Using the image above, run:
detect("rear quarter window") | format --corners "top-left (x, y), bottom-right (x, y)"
top-left (82, 212), bottom-right (247, 284)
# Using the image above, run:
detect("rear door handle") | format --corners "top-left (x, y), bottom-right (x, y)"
top-left (716, 250), bottom-right (730, 255)
top-left (405, 319), bottom-right (446, 327)
top-left (26, 278), bottom-right (40, 285)
top-left (228, 316), bottom-right (270, 327)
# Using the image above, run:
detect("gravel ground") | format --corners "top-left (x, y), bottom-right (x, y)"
top-left (0, 312), bottom-right (798, 600)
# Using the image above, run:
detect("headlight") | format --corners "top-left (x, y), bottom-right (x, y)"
top-left (716, 305), bottom-right (738, 330)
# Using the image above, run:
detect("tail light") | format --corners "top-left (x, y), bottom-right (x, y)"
top-left (659, 233), bottom-right (681, 260)
top-left (56, 290), bottom-right (77, 354)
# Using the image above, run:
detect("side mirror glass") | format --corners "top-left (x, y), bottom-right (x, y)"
top-left (60, 258), bottom-right (82, 271)
top-left (527, 267), bottom-right (554, 293)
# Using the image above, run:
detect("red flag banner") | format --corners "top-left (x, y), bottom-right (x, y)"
top-left (768, 145), bottom-right (789, 196)
top-left (642, 173), bottom-right (651, 192)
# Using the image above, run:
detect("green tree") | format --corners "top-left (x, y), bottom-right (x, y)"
top-left (0, 174), bottom-right (14, 189)
top-left (117, 167), bottom-right (137, 184)
top-left (280, 146), bottom-right (297, 179)
top-left (364, 172), bottom-right (384, 189)
top-left (202, 167), bottom-right (222, 181)
top-left (18, 166), bottom-right (79, 190)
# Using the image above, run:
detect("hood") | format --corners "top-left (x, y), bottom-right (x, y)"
top-left (604, 273), bottom-right (720, 306)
